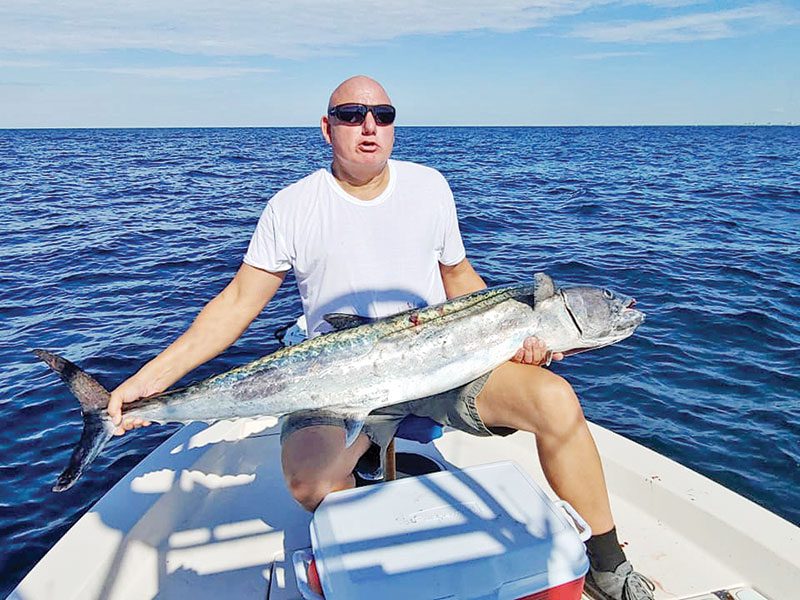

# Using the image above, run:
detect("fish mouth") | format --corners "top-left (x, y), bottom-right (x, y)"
top-left (621, 297), bottom-right (643, 320)
top-left (620, 303), bottom-right (646, 328)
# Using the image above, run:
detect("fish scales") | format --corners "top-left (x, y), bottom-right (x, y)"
top-left (128, 289), bottom-right (531, 422)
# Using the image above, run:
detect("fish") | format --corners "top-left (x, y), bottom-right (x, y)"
top-left (35, 272), bottom-right (644, 491)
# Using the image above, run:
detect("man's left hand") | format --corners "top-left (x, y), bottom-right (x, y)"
top-left (511, 337), bottom-right (564, 367)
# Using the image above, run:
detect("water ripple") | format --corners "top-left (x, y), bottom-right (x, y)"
top-left (1, 126), bottom-right (799, 595)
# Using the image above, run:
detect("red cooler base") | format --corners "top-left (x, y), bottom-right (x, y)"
top-left (519, 577), bottom-right (585, 600)
top-left (306, 560), bottom-right (584, 600)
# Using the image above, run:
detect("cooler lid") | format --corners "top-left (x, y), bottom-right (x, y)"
top-left (310, 461), bottom-right (589, 600)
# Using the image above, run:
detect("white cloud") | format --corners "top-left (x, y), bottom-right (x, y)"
top-left (0, 1), bottom-right (595, 57)
top-left (0, 1), bottom-right (717, 58)
top-left (75, 66), bottom-right (274, 80)
top-left (573, 3), bottom-right (796, 43)
top-left (0, 1), bottom-right (792, 60)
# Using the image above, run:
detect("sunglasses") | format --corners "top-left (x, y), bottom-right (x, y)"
top-left (327, 103), bottom-right (396, 126)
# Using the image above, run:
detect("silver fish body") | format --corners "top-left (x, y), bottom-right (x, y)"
top-left (35, 273), bottom-right (644, 490)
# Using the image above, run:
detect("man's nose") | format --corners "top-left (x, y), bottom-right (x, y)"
top-left (362, 111), bottom-right (377, 134)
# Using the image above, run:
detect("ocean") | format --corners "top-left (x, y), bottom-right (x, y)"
top-left (1, 126), bottom-right (798, 594)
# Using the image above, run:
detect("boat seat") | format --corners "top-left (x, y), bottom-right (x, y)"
top-left (395, 414), bottom-right (444, 443)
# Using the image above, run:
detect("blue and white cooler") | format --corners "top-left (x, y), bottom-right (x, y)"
top-left (293, 461), bottom-right (591, 600)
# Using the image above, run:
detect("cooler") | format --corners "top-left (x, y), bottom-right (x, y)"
top-left (293, 461), bottom-right (591, 600)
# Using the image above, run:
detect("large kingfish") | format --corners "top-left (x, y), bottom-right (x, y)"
top-left (35, 273), bottom-right (644, 491)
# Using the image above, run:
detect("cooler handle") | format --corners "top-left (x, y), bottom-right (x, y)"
top-left (292, 549), bottom-right (325, 600)
top-left (555, 500), bottom-right (592, 542)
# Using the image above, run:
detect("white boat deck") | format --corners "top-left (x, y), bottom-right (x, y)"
top-left (10, 418), bottom-right (800, 600)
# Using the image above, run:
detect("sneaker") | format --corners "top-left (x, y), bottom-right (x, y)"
top-left (354, 441), bottom-right (384, 482)
top-left (584, 561), bottom-right (656, 600)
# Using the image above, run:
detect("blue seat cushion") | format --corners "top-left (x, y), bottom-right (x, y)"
top-left (395, 414), bottom-right (443, 443)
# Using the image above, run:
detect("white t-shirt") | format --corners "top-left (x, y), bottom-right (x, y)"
top-left (243, 159), bottom-right (466, 336)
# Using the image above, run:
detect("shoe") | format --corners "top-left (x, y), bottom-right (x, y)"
top-left (354, 442), bottom-right (384, 482)
top-left (584, 561), bottom-right (656, 600)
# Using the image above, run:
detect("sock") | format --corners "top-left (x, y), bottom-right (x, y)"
top-left (585, 527), bottom-right (626, 573)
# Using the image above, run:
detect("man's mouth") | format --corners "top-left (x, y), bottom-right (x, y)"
top-left (358, 141), bottom-right (379, 152)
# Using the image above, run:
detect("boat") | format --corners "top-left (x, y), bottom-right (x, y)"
top-left (9, 412), bottom-right (799, 599)
top-left (10, 319), bottom-right (800, 599)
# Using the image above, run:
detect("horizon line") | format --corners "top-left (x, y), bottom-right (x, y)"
top-left (1, 123), bottom-right (797, 131)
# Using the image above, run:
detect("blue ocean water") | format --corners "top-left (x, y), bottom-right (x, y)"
top-left (0, 126), bottom-right (798, 594)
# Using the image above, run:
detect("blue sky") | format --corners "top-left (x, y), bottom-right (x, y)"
top-left (1, 1), bottom-right (798, 127)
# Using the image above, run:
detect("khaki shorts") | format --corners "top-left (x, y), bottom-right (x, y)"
top-left (279, 371), bottom-right (516, 452)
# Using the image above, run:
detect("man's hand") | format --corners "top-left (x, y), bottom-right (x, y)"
top-left (108, 376), bottom-right (155, 435)
top-left (511, 337), bottom-right (564, 367)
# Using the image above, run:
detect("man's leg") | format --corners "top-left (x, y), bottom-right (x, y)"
top-left (281, 425), bottom-right (372, 512)
top-left (474, 362), bottom-right (654, 600)
top-left (475, 361), bottom-right (613, 533)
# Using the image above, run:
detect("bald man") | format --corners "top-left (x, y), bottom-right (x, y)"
top-left (108, 76), bottom-right (654, 600)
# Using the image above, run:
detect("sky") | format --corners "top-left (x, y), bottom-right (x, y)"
top-left (0, 1), bottom-right (798, 127)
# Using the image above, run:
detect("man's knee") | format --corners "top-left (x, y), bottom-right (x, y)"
top-left (523, 371), bottom-right (585, 436)
top-left (479, 365), bottom-right (586, 436)
top-left (286, 471), bottom-right (353, 512)
top-left (492, 369), bottom-right (585, 437)
top-left (280, 425), bottom-right (367, 511)
top-left (525, 370), bottom-right (577, 404)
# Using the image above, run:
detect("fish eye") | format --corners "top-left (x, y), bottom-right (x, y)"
top-left (603, 289), bottom-right (613, 299)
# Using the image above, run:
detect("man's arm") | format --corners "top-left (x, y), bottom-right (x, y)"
top-left (109, 263), bottom-right (286, 434)
top-left (439, 257), bottom-right (487, 298)
top-left (439, 258), bottom-right (562, 366)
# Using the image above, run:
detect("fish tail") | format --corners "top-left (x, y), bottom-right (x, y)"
top-left (33, 349), bottom-right (115, 492)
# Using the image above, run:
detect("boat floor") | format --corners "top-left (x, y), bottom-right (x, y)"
top-left (11, 419), bottom-right (800, 600)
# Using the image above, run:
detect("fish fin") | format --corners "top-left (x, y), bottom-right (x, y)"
top-left (33, 349), bottom-right (115, 492)
top-left (53, 409), bottom-right (115, 492)
top-left (534, 273), bottom-right (556, 305)
top-left (326, 410), bottom-right (370, 448)
top-left (322, 313), bottom-right (375, 331)
top-left (343, 417), bottom-right (366, 448)
top-left (274, 317), bottom-right (308, 348)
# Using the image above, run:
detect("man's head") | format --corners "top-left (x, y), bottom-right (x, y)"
top-left (321, 75), bottom-right (395, 185)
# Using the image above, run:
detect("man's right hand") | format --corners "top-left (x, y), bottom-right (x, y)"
top-left (108, 376), bottom-right (155, 436)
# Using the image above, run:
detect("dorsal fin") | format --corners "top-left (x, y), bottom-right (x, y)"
top-left (534, 273), bottom-right (556, 305)
top-left (323, 313), bottom-right (375, 331)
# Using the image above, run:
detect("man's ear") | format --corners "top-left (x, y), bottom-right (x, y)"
top-left (320, 116), bottom-right (332, 145)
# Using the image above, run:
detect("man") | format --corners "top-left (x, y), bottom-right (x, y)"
top-left (108, 76), bottom-right (654, 600)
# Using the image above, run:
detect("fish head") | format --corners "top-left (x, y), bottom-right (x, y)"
top-left (558, 285), bottom-right (645, 353)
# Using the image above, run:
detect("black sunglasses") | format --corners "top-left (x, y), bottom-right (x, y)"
top-left (328, 103), bottom-right (396, 126)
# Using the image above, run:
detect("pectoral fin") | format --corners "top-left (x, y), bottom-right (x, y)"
top-left (343, 415), bottom-right (367, 448)
top-left (324, 409), bottom-right (370, 448)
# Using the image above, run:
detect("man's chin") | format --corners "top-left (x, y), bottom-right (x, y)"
top-left (350, 155), bottom-right (388, 170)
top-left (333, 156), bottom-right (389, 184)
